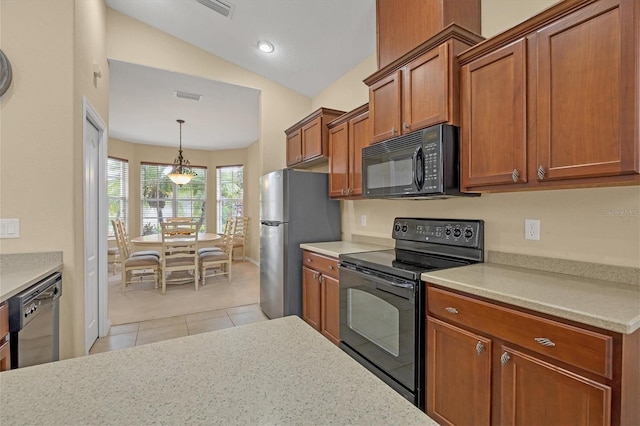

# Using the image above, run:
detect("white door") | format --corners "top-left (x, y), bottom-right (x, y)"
top-left (84, 117), bottom-right (100, 350)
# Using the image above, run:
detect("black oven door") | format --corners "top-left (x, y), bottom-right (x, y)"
top-left (339, 263), bottom-right (420, 403)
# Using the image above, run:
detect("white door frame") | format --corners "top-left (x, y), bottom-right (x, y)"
top-left (83, 97), bottom-right (110, 354)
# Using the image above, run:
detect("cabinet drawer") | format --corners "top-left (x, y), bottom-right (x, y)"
top-left (0, 302), bottom-right (8, 339)
top-left (302, 250), bottom-right (339, 279)
top-left (427, 286), bottom-right (613, 378)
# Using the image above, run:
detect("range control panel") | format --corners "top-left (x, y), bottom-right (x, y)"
top-left (392, 218), bottom-right (484, 248)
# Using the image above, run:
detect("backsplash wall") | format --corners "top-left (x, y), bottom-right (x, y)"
top-left (342, 186), bottom-right (640, 268)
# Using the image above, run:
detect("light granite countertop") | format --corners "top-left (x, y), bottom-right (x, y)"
top-left (422, 263), bottom-right (640, 334)
top-left (0, 252), bottom-right (63, 302)
top-left (0, 316), bottom-right (436, 425)
top-left (300, 241), bottom-right (390, 258)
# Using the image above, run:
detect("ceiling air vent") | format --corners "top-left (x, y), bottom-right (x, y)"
top-left (175, 91), bottom-right (202, 101)
top-left (196, 0), bottom-right (234, 18)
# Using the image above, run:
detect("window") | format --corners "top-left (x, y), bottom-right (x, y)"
top-left (107, 157), bottom-right (128, 237)
top-left (140, 163), bottom-right (207, 235)
top-left (216, 166), bottom-right (244, 233)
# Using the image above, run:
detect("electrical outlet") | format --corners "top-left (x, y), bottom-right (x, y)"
top-left (360, 215), bottom-right (367, 227)
top-left (525, 219), bottom-right (540, 241)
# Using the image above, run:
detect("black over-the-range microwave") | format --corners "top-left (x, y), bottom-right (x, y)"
top-left (362, 123), bottom-right (476, 199)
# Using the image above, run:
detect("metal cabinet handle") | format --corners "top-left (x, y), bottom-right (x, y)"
top-left (500, 352), bottom-right (510, 366)
top-left (307, 258), bottom-right (313, 262)
top-left (512, 168), bottom-right (519, 182)
top-left (391, 126), bottom-right (396, 135)
top-left (403, 122), bottom-right (410, 131)
top-left (328, 265), bottom-right (334, 270)
top-left (312, 272), bottom-right (318, 280)
top-left (537, 165), bottom-right (546, 180)
top-left (341, 188), bottom-right (345, 195)
top-left (445, 307), bottom-right (458, 314)
top-left (476, 341), bottom-right (485, 355)
top-left (534, 337), bottom-right (556, 347)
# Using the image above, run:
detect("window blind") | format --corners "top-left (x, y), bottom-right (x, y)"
top-left (216, 165), bottom-right (244, 233)
top-left (107, 157), bottom-right (129, 237)
top-left (140, 162), bottom-right (207, 235)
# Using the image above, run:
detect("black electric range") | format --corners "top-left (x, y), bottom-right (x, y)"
top-left (338, 218), bottom-right (484, 409)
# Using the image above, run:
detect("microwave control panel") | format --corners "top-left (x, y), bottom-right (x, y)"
top-left (422, 141), bottom-right (442, 192)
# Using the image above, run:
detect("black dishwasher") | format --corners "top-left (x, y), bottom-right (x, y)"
top-left (8, 272), bottom-right (62, 369)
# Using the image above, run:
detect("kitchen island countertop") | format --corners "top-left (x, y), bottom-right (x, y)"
top-left (0, 252), bottom-right (63, 302)
top-left (300, 241), bottom-right (390, 258)
top-left (0, 316), bottom-right (436, 425)
top-left (422, 262), bottom-right (640, 334)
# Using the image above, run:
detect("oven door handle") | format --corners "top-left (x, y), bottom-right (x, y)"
top-left (342, 266), bottom-right (415, 290)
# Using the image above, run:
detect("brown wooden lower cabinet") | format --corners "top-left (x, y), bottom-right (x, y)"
top-left (301, 250), bottom-right (340, 345)
top-left (0, 301), bottom-right (10, 371)
top-left (426, 317), bottom-right (491, 425)
top-left (426, 285), bottom-right (639, 425)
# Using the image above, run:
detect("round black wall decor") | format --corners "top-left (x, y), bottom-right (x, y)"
top-left (0, 50), bottom-right (13, 97)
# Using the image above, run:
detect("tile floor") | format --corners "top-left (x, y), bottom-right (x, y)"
top-left (89, 303), bottom-right (269, 355)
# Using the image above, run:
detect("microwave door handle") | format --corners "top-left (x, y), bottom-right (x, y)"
top-left (413, 146), bottom-right (425, 191)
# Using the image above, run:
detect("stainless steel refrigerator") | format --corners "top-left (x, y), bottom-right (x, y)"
top-left (259, 169), bottom-right (341, 319)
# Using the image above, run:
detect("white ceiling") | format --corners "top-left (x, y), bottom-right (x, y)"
top-left (106, 0), bottom-right (376, 151)
top-left (109, 60), bottom-right (261, 150)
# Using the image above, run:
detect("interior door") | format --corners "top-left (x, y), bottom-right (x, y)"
top-left (84, 117), bottom-right (100, 351)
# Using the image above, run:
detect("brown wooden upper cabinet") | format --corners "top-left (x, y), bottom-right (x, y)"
top-left (328, 104), bottom-right (370, 198)
top-left (460, 0), bottom-right (640, 192)
top-left (285, 108), bottom-right (346, 168)
top-left (376, 0), bottom-right (481, 69)
top-left (365, 25), bottom-right (484, 144)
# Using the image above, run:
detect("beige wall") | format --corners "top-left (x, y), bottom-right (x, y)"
top-left (0, 0), bottom-right (110, 358)
top-left (311, 0), bottom-right (640, 268)
top-left (482, 0), bottom-right (561, 37)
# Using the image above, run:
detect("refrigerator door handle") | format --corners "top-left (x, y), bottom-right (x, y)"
top-left (261, 220), bottom-right (282, 227)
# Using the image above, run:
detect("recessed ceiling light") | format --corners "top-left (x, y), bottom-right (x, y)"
top-left (257, 41), bottom-right (274, 54)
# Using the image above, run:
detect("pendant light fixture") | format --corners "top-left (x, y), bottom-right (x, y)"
top-left (168, 119), bottom-right (196, 186)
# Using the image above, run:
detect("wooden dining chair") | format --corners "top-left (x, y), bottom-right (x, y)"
top-left (198, 223), bottom-right (234, 284)
top-left (114, 219), bottom-right (160, 259)
top-left (160, 220), bottom-right (200, 295)
top-left (232, 217), bottom-right (249, 261)
top-left (112, 219), bottom-right (162, 292)
top-left (197, 217), bottom-right (234, 255)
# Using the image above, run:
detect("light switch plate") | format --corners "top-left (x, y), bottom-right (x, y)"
top-left (0, 218), bottom-right (20, 238)
top-left (360, 215), bottom-right (367, 227)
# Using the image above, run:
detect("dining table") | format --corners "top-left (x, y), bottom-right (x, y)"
top-left (131, 232), bottom-right (221, 248)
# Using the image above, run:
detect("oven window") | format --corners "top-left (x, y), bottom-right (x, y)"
top-left (347, 288), bottom-right (400, 356)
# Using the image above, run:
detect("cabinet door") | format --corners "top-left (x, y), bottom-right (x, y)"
top-left (329, 122), bottom-right (349, 198)
top-left (320, 275), bottom-right (340, 345)
top-left (500, 346), bottom-right (611, 426)
top-left (426, 317), bottom-right (492, 426)
top-left (536, 0), bottom-right (637, 181)
top-left (460, 39), bottom-right (527, 189)
top-left (403, 43), bottom-right (449, 132)
top-left (348, 112), bottom-right (370, 196)
top-left (301, 116), bottom-right (323, 161)
top-left (286, 129), bottom-right (302, 166)
top-left (369, 70), bottom-right (402, 143)
top-left (302, 266), bottom-right (321, 331)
